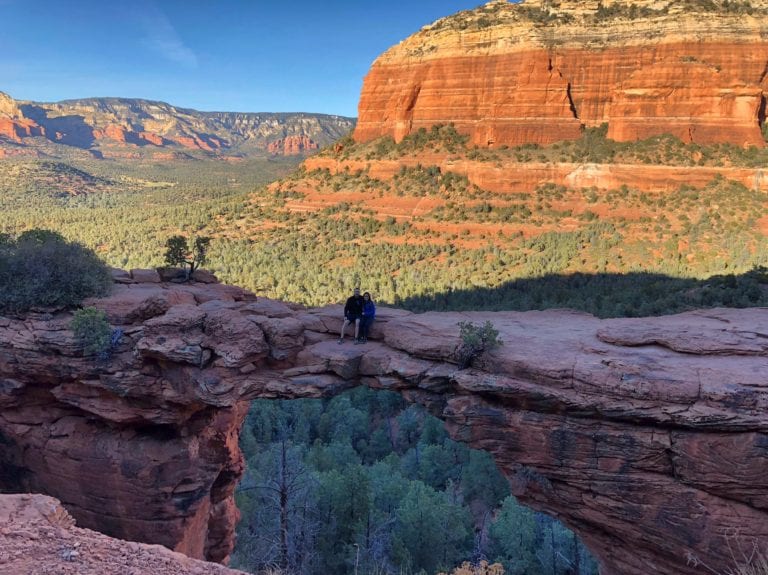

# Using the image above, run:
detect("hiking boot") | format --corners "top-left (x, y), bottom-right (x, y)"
top-left (337, 338), bottom-right (344, 344)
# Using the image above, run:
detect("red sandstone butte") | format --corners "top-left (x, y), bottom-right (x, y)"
top-left (171, 135), bottom-right (216, 151)
top-left (0, 117), bottom-right (44, 142)
top-left (267, 135), bottom-right (319, 155)
top-left (1, 272), bottom-right (767, 574)
top-left (355, 0), bottom-right (768, 148)
top-left (93, 124), bottom-right (128, 142)
top-left (140, 131), bottom-right (165, 146)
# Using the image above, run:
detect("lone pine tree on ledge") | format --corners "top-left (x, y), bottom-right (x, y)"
top-left (164, 235), bottom-right (212, 281)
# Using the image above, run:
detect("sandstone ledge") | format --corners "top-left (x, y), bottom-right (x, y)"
top-left (303, 155), bottom-right (768, 194)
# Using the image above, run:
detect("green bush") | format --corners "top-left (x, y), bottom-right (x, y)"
top-left (455, 320), bottom-right (502, 369)
top-left (0, 229), bottom-right (112, 314)
top-left (71, 307), bottom-right (112, 357)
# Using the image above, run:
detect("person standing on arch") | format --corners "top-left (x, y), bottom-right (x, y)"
top-left (338, 287), bottom-right (364, 344)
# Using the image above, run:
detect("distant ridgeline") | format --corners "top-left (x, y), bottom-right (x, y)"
top-left (0, 90), bottom-right (355, 159)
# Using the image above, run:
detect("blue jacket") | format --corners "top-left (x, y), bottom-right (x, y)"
top-left (362, 301), bottom-right (376, 318)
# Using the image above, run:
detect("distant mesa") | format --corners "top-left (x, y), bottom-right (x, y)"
top-left (355, 0), bottom-right (768, 148)
top-left (0, 90), bottom-right (356, 159)
top-left (93, 124), bottom-right (128, 143)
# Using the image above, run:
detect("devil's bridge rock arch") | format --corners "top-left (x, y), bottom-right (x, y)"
top-left (0, 273), bottom-right (766, 574)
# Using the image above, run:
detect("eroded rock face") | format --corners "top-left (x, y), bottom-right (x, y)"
top-left (355, 0), bottom-right (768, 148)
top-left (0, 275), bottom-right (767, 574)
top-left (267, 135), bottom-right (319, 155)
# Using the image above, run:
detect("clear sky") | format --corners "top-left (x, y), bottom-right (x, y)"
top-left (0, 0), bottom-right (489, 117)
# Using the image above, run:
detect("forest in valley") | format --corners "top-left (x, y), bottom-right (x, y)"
top-left (2, 128), bottom-right (768, 317)
top-left (231, 388), bottom-right (598, 575)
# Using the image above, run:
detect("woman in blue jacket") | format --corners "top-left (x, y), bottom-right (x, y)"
top-left (358, 292), bottom-right (376, 344)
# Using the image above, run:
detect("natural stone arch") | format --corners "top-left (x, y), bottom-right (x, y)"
top-left (0, 276), bottom-right (766, 575)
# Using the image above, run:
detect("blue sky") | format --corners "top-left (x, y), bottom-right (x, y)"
top-left (0, 1), bottom-right (489, 117)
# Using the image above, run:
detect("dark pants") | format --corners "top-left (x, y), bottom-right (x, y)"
top-left (360, 316), bottom-right (374, 339)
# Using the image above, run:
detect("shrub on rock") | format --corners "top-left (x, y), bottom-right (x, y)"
top-left (455, 320), bottom-right (502, 369)
top-left (0, 230), bottom-right (112, 314)
top-left (71, 307), bottom-right (112, 357)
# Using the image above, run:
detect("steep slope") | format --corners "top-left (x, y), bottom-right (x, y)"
top-left (0, 273), bottom-right (766, 575)
top-left (0, 90), bottom-right (355, 159)
top-left (355, 0), bottom-right (768, 148)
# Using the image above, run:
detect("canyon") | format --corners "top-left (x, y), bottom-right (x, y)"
top-left (0, 91), bottom-right (354, 159)
top-left (0, 272), bottom-right (766, 575)
top-left (355, 0), bottom-right (768, 148)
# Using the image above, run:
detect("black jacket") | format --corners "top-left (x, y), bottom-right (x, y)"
top-left (344, 295), bottom-right (364, 318)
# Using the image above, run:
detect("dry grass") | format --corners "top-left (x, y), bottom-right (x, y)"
top-left (438, 561), bottom-right (505, 575)
top-left (687, 534), bottom-right (768, 575)
top-left (727, 550), bottom-right (768, 575)
top-left (255, 567), bottom-right (289, 575)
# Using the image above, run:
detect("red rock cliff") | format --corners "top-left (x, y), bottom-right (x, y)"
top-left (0, 92), bottom-right (45, 143)
top-left (355, 0), bottom-right (768, 148)
top-left (267, 135), bottom-right (319, 155)
top-left (1, 273), bottom-right (767, 574)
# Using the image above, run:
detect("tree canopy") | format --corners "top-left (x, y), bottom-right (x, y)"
top-left (233, 388), bottom-right (599, 575)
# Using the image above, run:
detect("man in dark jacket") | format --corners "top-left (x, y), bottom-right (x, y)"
top-left (338, 287), bottom-right (364, 344)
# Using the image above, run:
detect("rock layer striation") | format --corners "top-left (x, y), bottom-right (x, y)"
top-left (355, 0), bottom-right (768, 147)
top-left (303, 154), bottom-right (768, 194)
top-left (0, 273), bottom-right (767, 574)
